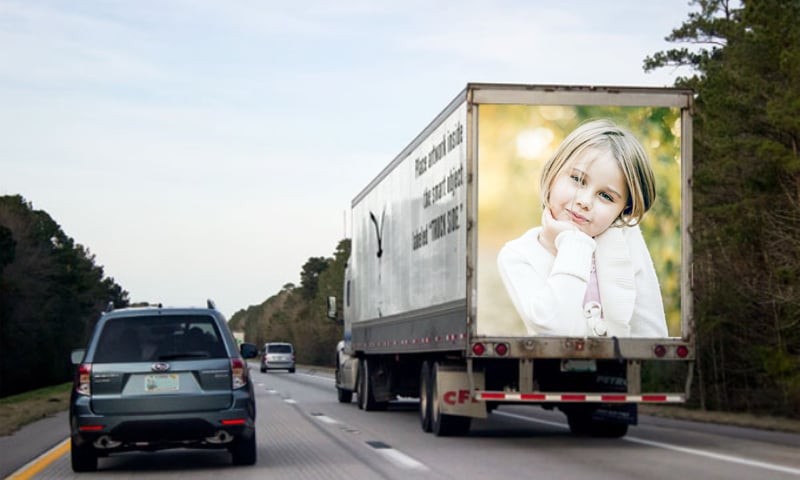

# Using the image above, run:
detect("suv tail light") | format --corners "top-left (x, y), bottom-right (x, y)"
top-left (76, 363), bottom-right (92, 396)
top-left (231, 358), bottom-right (248, 389)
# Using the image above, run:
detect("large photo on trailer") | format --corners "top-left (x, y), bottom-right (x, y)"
top-left (476, 104), bottom-right (683, 338)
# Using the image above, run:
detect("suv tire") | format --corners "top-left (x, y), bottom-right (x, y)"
top-left (70, 437), bottom-right (97, 472)
top-left (230, 434), bottom-right (257, 465)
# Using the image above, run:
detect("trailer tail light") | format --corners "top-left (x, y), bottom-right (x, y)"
top-left (676, 345), bottom-right (689, 358)
top-left (654, 345), bottom-right (667, 358)
top-left (494, 343), bottom-right (509, 356)
top-left (472, 343), bottom-right (486, 356)
top-left (76, 363), bottom-right (92, 396)
top-left (231, 358), bottom-right (248, 389)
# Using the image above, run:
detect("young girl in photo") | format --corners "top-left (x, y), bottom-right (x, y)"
top-left (497, 119), bottom-right (668, 337)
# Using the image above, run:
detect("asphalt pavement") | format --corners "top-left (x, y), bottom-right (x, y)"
top-left (0, 410), bottom-right (69, 478)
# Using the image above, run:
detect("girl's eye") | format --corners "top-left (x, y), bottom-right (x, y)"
top-left (599, 192), bottom-right (614, 202)
top-left (569, 174), bottom-right (582, 184)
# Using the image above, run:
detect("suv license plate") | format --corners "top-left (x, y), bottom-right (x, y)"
top-left (145, 374), bottom-right (179, 392)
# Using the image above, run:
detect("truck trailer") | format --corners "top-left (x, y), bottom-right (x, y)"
top-left (328, 83), bottom-right (694, 437)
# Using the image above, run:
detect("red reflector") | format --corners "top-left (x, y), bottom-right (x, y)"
top-left (676, 345), bottom-right (689, 358)
top-left (561, 394), bottom-right (586, 401)
top-left (654, 345), bottom-right (667, 357)
top-left (642, 395), bottom-right (668, 402)
top-left (221, 419), bottom-right (246, 425)
top-left (601, 395), bottom-right (627, 402)
top-left (472, 343), bottom-right (485, 356)
top-left (520, 394), bottom-right (546, 400)
top-left (480, 393), bottom-right (506, 400)
top-left (79, 425), bottom-right (104, 432)
top-left (494, 343), bottom-right (508, 356)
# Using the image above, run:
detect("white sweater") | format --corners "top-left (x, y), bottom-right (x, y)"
top-left (497, 225), bottom-right (668, 337)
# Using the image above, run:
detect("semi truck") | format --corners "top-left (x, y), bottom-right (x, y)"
top-left (328, 83), bottom-right (694, 437)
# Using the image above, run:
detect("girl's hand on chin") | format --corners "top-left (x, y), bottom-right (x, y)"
top-left (539, 207), bottom-right (578, 254)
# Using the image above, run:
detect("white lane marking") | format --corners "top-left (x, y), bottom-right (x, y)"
top-left (313, 415), bottom-right (340, 425)
top-left (624, 437), bottom-right (800, 476)
top-left (495, 411), bottom-right (800, 475)
top-left (284, 398), bottom-right (297, 404)
top-left (366, 441), bottom-right (428, 471)
top-left (311, 411), bottom-right (429, 472)
top-left (375, 447), bottom-right (429, 471)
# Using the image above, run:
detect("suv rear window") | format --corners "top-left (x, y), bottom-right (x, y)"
top-left (94, 315), bottom-right (227, 363)
top-left (267, 344), bottom-right (292, 354)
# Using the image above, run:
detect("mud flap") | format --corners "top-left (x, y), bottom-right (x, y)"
top-left (436, 367), bottom-right (487, 419)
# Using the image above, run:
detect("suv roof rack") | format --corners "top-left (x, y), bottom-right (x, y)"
top-left (207, 299), bottom-right (217, 310)
top-left (104, 301), bottom-right (114, 313)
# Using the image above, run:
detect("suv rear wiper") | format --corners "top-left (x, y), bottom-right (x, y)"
top-left (157, 352), bottom-right (210, 360)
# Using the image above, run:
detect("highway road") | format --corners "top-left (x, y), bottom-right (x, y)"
top-left (6, 366), bottom-right (800, 479)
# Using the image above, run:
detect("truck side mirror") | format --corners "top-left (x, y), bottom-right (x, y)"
top-left (327, 296), bottom-right (340, 323)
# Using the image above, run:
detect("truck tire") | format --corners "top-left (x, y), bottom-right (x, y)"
top-left (430, 362), bottom-right (471, 436)
top-left (357, 358), bottom-right (387, 411)
top-left (337, 387), bottom-right (353, 403)
top-left (419, 361), bottom-right (433, 432)
top-left (567, 409), bottom-right (628, 438)
top-left (335, 366), bottom-right (353, 403)
top-left (70, 437), bottom-right (98, 472)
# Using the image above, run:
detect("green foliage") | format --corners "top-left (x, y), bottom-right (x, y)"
top-left (0, 195), bottom-right (129, 398)
top-left (0, 226), bottom-right (14, 270)
top-left (300, 256), bottom-right (329, 300)
top-left (647, 0), bottom-right (800, 418)
top-left (230, 239), bottom-right (350, 367)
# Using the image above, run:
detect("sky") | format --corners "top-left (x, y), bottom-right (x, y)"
top-left (0, 0), bottom-right (696, 319)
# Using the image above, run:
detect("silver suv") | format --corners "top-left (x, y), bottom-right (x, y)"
top-left (69, 301), bottom-right (258, 472)
top-left (260, 342), bottom-right (295, 373)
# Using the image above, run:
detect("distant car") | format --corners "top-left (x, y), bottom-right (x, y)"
top-left (68, 300), bottom-right (259, 472)
top-left (260, 342), bottom-right (295, 373)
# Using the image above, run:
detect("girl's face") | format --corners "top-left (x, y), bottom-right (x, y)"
top-left (548, 148), bottom-right (629, 238)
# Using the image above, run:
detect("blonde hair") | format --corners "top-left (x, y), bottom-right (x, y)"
top-left (539, 118), bottom-right (656, 226)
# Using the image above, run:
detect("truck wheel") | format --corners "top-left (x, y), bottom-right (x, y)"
top-left (590, 422), bottom-right (628, 438)
top-left (337, 386), bottom-right (353, 403)
top-left (566, 410), bottom-right (592, 435)
top-left (419, 361), bottom-right (433, 432)
top-left (430, 362), bottom-right (471, 436)
top-left (336, 367), bottom-right (353, 403)
top-left (70, 437), bottom-right (98, 472)
top-left (356, 362), bottom-right (365, 410)
top-left (566, 409), bottom-right (628, 438)
top-left (358, 358), bottom-right (387, 411)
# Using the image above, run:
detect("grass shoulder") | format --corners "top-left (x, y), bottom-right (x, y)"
top-left (0, 383), bottom-right (71, 437)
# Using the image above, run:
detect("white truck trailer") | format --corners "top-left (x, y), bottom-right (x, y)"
top-left (328, 83), bottom-right (694, 436)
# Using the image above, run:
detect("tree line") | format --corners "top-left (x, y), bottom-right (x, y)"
top-left (227, 239), bottom-right (349, 367)
top-left (0, 195), bottom-right (128, 398)
top-left (644, 0), bottom-right (799, 417)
